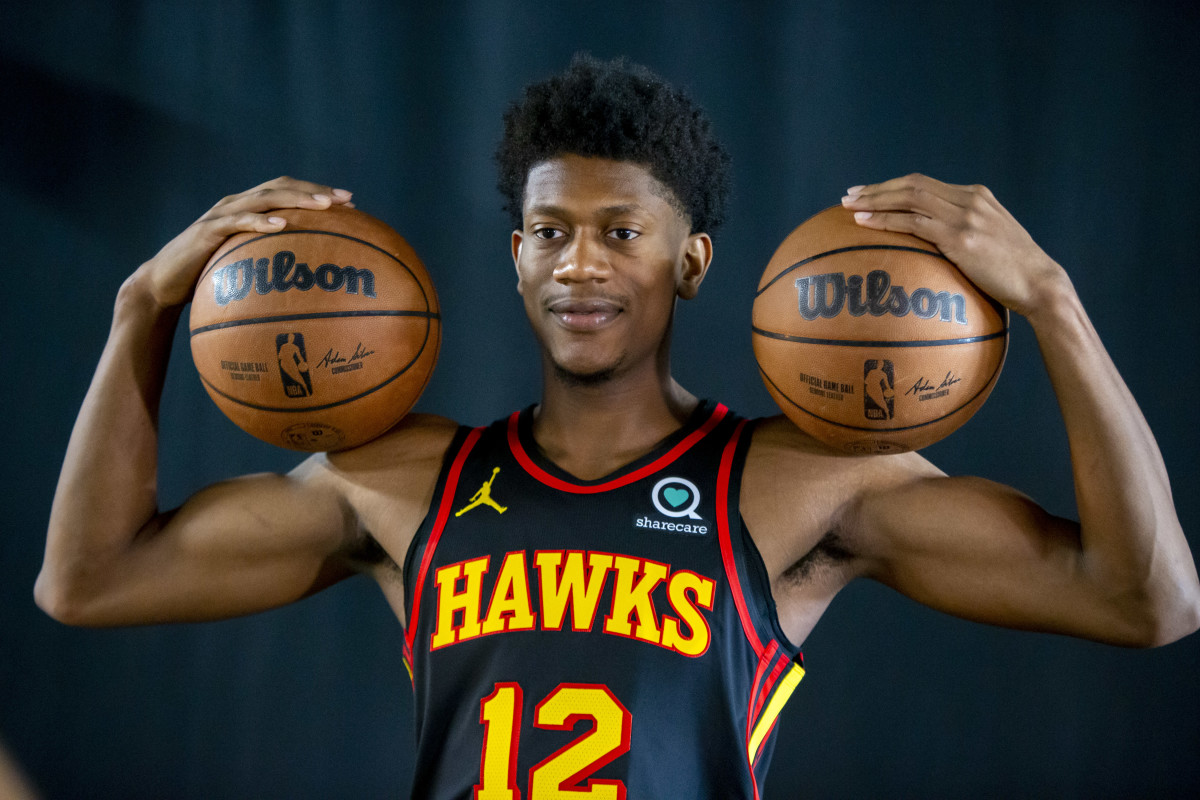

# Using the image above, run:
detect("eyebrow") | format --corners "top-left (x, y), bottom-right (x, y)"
top-left (526, 203), bottom-right (648, 219)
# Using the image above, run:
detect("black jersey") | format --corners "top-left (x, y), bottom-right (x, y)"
top-left (402, 401), bottom-right (803, 799)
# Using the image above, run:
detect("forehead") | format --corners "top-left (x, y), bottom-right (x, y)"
top-left (523, 155), bottom-right (683, 222)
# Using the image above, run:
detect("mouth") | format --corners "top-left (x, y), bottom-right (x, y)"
top-left (546, 297), bottom-right (623, 331)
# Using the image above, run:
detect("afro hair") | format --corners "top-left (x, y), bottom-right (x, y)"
top-left (495, 53), bottom-right (731, 234)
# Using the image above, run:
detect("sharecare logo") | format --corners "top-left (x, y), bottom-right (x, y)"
top-left (651, 477), bottom-right (702, 519)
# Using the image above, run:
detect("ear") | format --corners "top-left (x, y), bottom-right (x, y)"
top-left (511, 229), bottom-right (525, 295)
top-left (677, 232), bottom-right (713, 300)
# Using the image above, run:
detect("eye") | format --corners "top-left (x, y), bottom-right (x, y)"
top-left (532, 227), bottom-right (564, 240)
top-left (609, 228), bottom-right (640, 241)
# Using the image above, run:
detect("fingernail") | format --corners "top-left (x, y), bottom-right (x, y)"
top-left (267, 216), bottom-right (286, 225)
top-left (846, 185), bottom-right (865, 195)
top-left (854, 211), bottom-right (873, 221)
top-left (841, 195), bottom-right (856, 206)
top-left (332, 188), bottom-right (353, 200)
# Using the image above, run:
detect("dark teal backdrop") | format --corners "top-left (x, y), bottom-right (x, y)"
top-left (2, 1), bottom-right (1198, 797)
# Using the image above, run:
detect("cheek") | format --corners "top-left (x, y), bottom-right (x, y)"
top-left (642, 267), bottom-right (683, 304)
top-left (514, 260), bottom-right (542, 297)
top-left (630, 280), bottom-right (680, 332)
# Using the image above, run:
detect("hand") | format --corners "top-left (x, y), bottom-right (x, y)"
top-left (131, 176), bottom-right (354, 309)
top-left (840, 174), bottom-right (1068, 317)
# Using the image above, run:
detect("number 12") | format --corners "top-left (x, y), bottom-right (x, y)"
top-left (475, 682), bottom-right (633, 799)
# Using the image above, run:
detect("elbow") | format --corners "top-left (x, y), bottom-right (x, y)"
top-left (1117, 585), bottom-right (1200, 649)
top-left (34, 567), bottom-right (106, 628)
top-left (34, 568), bottom-right (78, 625)
top-left (1151, 592), bottom-right (1200, 647)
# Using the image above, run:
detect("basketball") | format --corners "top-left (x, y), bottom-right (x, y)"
top-left (752, 205), bottom-right (1008, 454)
top-left (189, 205), bottom-right (440, 451)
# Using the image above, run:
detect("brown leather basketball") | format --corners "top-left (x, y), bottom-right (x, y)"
top-left (189, 205), bottom-right (440, 451)
top-left (752, 205), bottom-right (1007, 454)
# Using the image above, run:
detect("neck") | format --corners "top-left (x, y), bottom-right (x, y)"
top-left (531, 352), bottom-right (700, 481)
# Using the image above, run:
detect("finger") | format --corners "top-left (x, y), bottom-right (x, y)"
top-left (842, 189), bottom-right (963, 229)
top-left (211, 177), bottom-right (353, 215)
top-left (215, 187), bottom-right (350, 216)
top-left (842, 174), bottom-right (973, 215)
top-left (845, 208), bottom-right (953, 245)
top-left (844, 173), bottom-right (956, 201)
top-left (189, 210), bottom-right (290, 247)
top-left (243, 175), bottom-right (354, 200)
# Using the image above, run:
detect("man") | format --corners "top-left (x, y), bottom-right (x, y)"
top-left (38, 55), bottom-right (1199, 798)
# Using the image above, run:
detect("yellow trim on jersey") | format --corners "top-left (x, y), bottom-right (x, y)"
top-left (747, 663), bottom-right (805, 765)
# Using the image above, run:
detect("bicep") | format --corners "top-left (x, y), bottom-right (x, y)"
top-left (853, 475), bottom-right (1133, 642)
top-left (77, 465), bottom-right (359, 625)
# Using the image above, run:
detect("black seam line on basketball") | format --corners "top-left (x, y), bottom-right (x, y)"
top-left (197, 229), bottom-right (433, 313)
top-left (189, 309), bottom-right (440, 337)
top-left (197, 316), bottom-right (433, 413)
top-left (755, 336), bottom-right (1008, 435)
top-left (750, 326), bottom-right (1008, 347)
top-left (755, 245), bottom-right (951, 297)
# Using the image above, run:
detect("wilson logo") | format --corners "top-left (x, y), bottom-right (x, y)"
top-left (795, 269), bottom-right (966, 325)
top-left (211, 250), bottom-right (377, 307)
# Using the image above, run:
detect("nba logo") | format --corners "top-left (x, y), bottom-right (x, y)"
top-left (276, 332), bottom-right (313, 398)
top-left (863, 359), bottom-right (895, 420)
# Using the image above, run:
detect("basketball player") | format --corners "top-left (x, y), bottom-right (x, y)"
top-left (38, 56), bottom-right (1199, 797)
top-left (277, 332), bottom-right (312, 397)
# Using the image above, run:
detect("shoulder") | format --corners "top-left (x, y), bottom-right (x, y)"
top-left (286, 414), bottom-right (462, 564)
top-left (339, 412), bottom-right (461, 462)
top-left (293, 413), bottom-right (460, 490)
top-left (739, 417), bottom-right (936, 472)
top-left (744, 414), bottom-right (941, 486)
top-left (741, 415), bottom-right (943, 576)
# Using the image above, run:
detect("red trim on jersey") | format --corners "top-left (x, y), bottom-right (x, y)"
top-left (716, 418), bottom-right (765, 657)
top-left (405, 426), bottom-right (485, 654)
top-left (750, 657), bottom-right (791, 767)
top-left (752, 707), bottom-right (786, 770)
top-left (750, 661), bottom-right (801, 772)
top-left (746, 641), bottom-right (779, 740)
top-left (507, 403), bottom-right (730, 493)
top-left (402, 638), bottom-right (414, 679)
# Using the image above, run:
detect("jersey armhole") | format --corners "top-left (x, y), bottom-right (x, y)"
top-left (733, 418), bottom-right (803, 658)
top-left (738, 515), bottom-right (802, 655)
top-left (401, 424), bottom-right (477, 610)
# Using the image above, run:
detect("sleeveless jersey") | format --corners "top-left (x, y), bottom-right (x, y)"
top-left (401, 401), bottom-right (803, 799)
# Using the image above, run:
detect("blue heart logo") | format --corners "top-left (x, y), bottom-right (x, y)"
top-left (663, 487), bottom-right (690, 508)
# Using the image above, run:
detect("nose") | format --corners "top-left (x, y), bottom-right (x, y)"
top-left (553, 233), bottom-right (611, 284)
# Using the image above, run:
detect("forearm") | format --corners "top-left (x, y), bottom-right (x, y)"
top-left (37, 273), bottom-right (181, 615)
top-left (1027, 273), bottom-right (1200, 643)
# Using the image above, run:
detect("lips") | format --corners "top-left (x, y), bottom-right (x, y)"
top-left (546, 297), bottom-right (623, 331)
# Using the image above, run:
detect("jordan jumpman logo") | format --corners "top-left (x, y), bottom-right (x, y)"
top-left (455, 467), bottom-right (508, 516)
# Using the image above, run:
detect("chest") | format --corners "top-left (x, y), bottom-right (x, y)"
top-left (411, 438), bottom-right (736, 657)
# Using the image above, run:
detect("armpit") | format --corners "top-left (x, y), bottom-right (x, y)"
top-left (343, 532), bottom-right (399, 574)
top-left (782, 527), bottom-right (854, 585)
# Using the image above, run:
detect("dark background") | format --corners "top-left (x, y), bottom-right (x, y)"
top-left (2, 1), bottom-right (1198, 797)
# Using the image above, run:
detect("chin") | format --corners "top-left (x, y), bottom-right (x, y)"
top-left (552, 362), bottom-right (618, 387)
